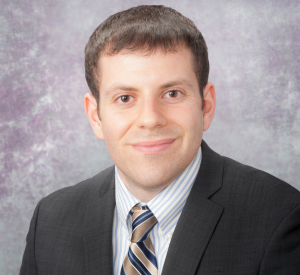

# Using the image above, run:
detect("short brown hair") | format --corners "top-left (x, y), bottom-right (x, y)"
top-left (85, 5), bottom-right (209, 109)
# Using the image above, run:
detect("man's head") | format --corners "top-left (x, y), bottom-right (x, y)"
top-left (84, 5), bottom-right (216, 202)
top-left (84, 5), bottom-right (209, 110)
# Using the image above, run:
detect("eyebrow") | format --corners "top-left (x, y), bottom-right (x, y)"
top-left (105, 85), bottom-right (138, 95)
top-left (160, 79), bottom-right (194, 89)
top-left (104, 78), bottom-right (194, 96)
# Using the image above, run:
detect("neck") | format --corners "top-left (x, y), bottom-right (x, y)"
top-left (117, 168), bottom-right (172, 202)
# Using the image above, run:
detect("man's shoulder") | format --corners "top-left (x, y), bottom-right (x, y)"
top-left (218, 155), bottom-right (300, 209)
top-left (37, 165), bottom-right (115, 216)
top-left (222, 156), bottom-right (299, 193)
top-left (201, 141), bottom-right (300, 203)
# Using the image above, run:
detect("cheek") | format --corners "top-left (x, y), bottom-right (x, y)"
top-left (168, 104), bottom-right (203, 134)
top-left (101, 108), bottom-right (133, 144)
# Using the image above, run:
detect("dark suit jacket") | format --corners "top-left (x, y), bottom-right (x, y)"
top-left (20, 140), bottom-right (300, 275)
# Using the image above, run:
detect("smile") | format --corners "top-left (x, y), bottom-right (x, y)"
top-left (132, 139), bottom-right (176, 154)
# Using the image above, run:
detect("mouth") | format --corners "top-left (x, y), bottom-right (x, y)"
top-left (132, 138), bottom-right (176, 154)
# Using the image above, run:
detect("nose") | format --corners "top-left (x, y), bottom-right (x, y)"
top-left (135, 96), bottom-right (168, 130)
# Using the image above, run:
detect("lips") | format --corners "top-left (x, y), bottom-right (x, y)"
top-left (132, 138), bottom-right (175, 154)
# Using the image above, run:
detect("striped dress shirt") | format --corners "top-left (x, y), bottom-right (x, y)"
top-left (112, 147), bottom-right (202, 275)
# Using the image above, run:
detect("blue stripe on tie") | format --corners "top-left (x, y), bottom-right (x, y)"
top-left (132, 211), bottom-right (153, 230)
top-left (137, 241), bottom-right (158, 269)
top-left (128, 247), bottom-right (152, 275)
top-left (120, 265), bottom-right (126, 275)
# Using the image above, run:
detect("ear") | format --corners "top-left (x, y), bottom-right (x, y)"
top-left (202, 82), bottom-right (216, 131)
top-left (84, 93), bottom-right (104, 140)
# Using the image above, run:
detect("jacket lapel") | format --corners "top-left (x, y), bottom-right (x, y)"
top-left (84, 167), bottom-right (116, 275)
top-left (162, 140), bottom-right (224, 275)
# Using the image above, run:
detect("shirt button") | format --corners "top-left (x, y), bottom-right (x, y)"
top-left (167, 234), bottom-right (172, 240)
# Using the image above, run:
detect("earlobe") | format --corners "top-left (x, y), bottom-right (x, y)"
top-left (202, 82), bottom-right (216, 132)
top-left (84, 93), bottom-right (105, 140)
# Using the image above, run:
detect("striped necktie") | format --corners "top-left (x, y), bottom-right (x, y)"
top-left (121, 205), bottom-right (158, 275)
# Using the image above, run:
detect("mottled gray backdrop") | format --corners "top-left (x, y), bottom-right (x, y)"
top-left (1, 0), bottom-right (299, 273)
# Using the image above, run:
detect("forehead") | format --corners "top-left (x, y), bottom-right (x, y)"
top-left (97, 46), bottom-right (197, 93)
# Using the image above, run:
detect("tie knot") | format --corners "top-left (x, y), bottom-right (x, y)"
top-left (130, 205), bottom-right (158, 243)
top-left (130, 205), bottom-right (149, 215)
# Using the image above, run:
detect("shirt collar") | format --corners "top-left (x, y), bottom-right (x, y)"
top-left (115, 146), bottom-right (202, 236)
top-left (115, 169), bottom-right (139, 229)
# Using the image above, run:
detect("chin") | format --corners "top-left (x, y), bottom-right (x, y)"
top-left (129, 164), bottom-right (183, 190)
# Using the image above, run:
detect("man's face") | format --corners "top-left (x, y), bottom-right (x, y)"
top-left (96, 47), bottom-right (204, 198)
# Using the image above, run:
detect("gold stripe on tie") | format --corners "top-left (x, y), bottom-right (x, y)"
top-left (123, 254), bottom-right (140, 275)
top-left (131, 215), bottom-right (157, 242)
top-left (143, 237), bottom-right (155, 255)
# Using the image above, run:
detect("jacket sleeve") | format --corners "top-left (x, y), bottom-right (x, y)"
top-left (259, 204), bottom-right (300, 275)
top-left (19, 200), bottom-right (43, 275)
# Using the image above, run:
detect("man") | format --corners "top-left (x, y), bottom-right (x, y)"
top-left (20, 5), bottom-right (300, 275)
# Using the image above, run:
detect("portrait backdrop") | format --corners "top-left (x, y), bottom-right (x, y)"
top-left (0, 0), bottom-right (299, 273)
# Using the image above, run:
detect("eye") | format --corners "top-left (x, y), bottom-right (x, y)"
top-left (164, 90), bottom-right (182, 98)
top-left (117, 95), bottom-right (133, 103)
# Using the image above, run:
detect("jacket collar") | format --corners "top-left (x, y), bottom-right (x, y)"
top-left (84, 166), bottom-right (115, 275)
